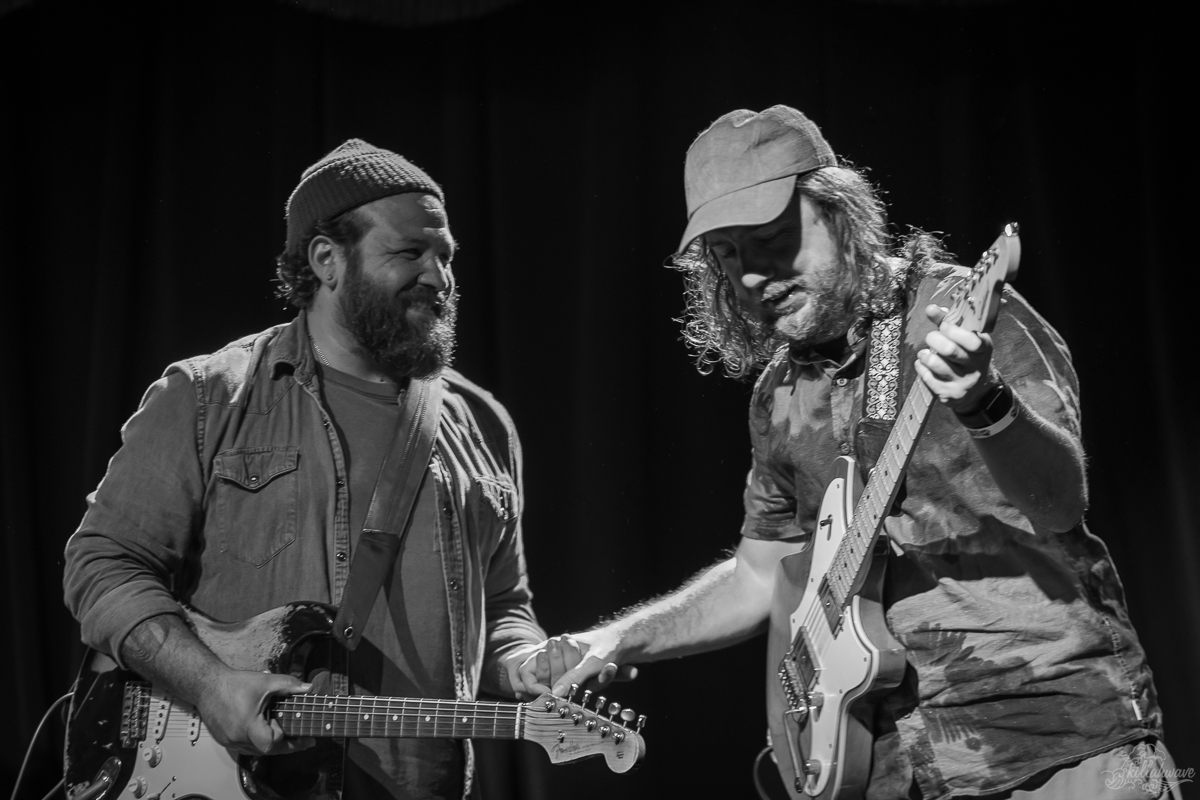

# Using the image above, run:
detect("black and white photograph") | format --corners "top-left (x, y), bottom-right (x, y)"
top-left (1, 1), bottom-right (1195, 798)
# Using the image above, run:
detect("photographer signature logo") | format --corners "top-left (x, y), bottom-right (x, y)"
top-left (1103, 741), bottom-right (1193, 795)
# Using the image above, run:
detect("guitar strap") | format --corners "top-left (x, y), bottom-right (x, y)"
top-left (332, 374), bottom-right (444, 651)
top-left (853, 309), bottom-right (910, 483)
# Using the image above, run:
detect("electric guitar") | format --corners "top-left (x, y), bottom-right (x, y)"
top-left (763, 225), bottom-right (1021, 799)
top-left (64, 602), bottom-right (646, 800)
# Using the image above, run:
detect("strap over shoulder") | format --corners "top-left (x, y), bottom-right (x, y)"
top-left (333, 375), bottom-right (445, 651)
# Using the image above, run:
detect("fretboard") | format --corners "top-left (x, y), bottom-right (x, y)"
top-left (272, 695), bottom-right (522, 740)
top-left (826, 377), bottom-right (936, 611)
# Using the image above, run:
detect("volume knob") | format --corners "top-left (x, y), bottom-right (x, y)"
top-left (140, 744), bottom-right (162, 768)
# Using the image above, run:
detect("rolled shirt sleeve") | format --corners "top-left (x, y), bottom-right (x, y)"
top-left (63, 370), bottom-right (203, 667)
top-left (741, 354), bottom-right (811, 542)
top-left (477, 415), bottom-right (545, 696)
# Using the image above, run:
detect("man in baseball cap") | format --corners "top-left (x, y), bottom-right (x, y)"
top-left (65, 140), bottom-right (552, 799)
top-left (524, 106), bottom-right (1177, 799)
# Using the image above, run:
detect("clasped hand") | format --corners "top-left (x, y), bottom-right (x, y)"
top-left (506, 630), bottom-right (637, 700)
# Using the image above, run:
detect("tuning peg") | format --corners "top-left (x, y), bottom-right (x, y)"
top-left (620, 708), bottom-right (636, 727)
top-left (595, 695), bottom-right (607, 713)
top-left (607, 702), bottom-right (621, 720)
top-left (568, 683), bottom-right (580, 701)
top-left (581, 689), bottom-right (592, 708)
top-left (635, 714), bottom-right (647, 734)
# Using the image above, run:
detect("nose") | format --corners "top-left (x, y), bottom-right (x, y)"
top-left (742, 273), bottom-right (769, 290)
top-left (416, 254), bottom-right (452, 294)
top-left (732, 243), bottom-right (778, 291)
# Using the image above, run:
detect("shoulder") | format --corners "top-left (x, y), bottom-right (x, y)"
top-left (163, 322), bottom-right (295, 407)
top-left (439, 368), bottom-right (519, 447)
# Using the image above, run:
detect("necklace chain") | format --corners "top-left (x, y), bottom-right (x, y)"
top-left (309, 335), bottom-right (331, 367)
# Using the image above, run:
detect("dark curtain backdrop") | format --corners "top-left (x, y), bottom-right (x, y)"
top-left (2, 0), bottom-right (1196, 797)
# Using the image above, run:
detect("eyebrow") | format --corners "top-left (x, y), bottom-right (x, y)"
top-left (391, 234), bottom-right (457, 258)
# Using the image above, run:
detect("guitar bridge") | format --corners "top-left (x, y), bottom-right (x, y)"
top-left (778, 631), bottom-right (817, 712)
top-left (120, 681), bottom-right (150, 749)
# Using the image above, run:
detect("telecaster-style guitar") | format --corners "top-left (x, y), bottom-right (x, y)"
top-left (64, 602), bottom-right (646, 800)
top-left (763, 225), bottom-right (1021, 799)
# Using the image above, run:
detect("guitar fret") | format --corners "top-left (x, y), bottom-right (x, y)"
top-left (276, 694), bottom-right (525, 742)
top-left (827, 330), bottom-right (941, 614)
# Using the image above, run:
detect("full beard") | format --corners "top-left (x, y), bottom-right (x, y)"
top-left (336, 259), bottom-right (458, 381)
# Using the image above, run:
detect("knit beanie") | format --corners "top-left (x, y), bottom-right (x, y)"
top-left (285, 138), bottom-right (444, 257)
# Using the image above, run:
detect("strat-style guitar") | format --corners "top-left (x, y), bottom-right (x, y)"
top-left (762, 225), bottom-right (1021, 799)
top-left (64, 602), bottom-right (646, 800)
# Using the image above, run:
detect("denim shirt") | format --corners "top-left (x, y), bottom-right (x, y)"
top-left (63, 311), bottom-right (545, 795)
top-left (744, 267), bottom-right (1162, 799)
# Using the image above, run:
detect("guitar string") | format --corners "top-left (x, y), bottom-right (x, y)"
top-left (798, 255), bottom-right (998, 673)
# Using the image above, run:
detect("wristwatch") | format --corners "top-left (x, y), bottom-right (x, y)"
top-left (955, 380), bottom-right (1015, 430)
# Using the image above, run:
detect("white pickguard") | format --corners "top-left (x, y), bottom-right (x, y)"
top-left (122, 690), bottom-right (245, 800)
top-left (786, 474), bottom-right (884, 798)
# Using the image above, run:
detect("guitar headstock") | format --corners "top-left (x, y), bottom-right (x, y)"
top-left (521, 693), bottom-right (646, 773)
top-left (944, 222), bottom-right (1021, 335)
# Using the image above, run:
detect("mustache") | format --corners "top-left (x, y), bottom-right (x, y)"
top-left (399, 283), bottom-right (450, 313)
top-left (761, 278), bottom-right (804, 304)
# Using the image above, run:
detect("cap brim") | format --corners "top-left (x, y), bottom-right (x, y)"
top-left (676, 174), bottom-right (798, 254)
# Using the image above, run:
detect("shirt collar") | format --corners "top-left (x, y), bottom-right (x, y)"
top-left (787, 328), bottom-right (869, 377)
top-left (266, 309), bottom-right (318, 383)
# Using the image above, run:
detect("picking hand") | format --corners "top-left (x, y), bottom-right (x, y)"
top-left (915, 304), bottom-right (996, 413)
top-left (198, 668), bottom-right (315, 756)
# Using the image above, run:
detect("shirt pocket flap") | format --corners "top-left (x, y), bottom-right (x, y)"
top-left (214, 447), bottom-right (299, 491)
top-left (475, 475), bottom-right (516, 522)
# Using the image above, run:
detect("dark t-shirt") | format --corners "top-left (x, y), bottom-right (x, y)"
top-left (320, 364), bottom-right (461, 799)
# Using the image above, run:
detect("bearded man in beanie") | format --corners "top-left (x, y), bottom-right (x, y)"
top-left (64, 140), bottom-right (548, 799)
top-left (522, 107), bottom-right (1180, 798)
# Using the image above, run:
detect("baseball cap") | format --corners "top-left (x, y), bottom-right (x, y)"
top-left (678, 105), bottom-right (836, 253)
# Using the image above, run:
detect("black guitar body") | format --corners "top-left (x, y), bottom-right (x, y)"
top-left (63, 602), bottom-right (341, 800)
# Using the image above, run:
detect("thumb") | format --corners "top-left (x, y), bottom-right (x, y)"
top-left (267, 674), bottom-right (313, 696)
top-left (551, 660), bottom-right (639, 697)
top-left (611, 664), bottom-right (638, 683)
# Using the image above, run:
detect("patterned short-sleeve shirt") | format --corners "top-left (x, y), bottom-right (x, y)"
top-left (744, 265), bottom-right (1161, 798)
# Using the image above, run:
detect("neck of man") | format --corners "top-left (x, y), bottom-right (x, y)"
top-left (306, 303), bottom-right (401, 386)
top-left (809, 334), bottom-right (852, 364)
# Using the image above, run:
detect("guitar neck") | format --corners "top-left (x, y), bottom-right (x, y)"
top-left (272, 695), bottom-right (522, 740)
top-left (827, 377), bottom-right (936, 609)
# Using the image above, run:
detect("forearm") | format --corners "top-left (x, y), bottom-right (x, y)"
top-left (598, 552), bottom-right (775, 664)
top-left (970, 397), bottom-right (1087, 532)
top-left (120, 613), bottom-right (313, 756)
top-left (120, 613), bottom-right (230, 707)
top-left (526, 537), bottom-right (803, 697)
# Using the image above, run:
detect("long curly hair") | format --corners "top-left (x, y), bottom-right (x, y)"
top-left (274, 207), bottom-right (371, 308)
top-left (670, 165), bottom-right (947, 380)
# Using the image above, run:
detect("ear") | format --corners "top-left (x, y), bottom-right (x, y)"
top-left (307, 235), bottom-right (343, 289)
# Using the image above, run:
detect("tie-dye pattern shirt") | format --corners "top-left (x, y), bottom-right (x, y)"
top-left (743, 265), bottom-right (1162, 799)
